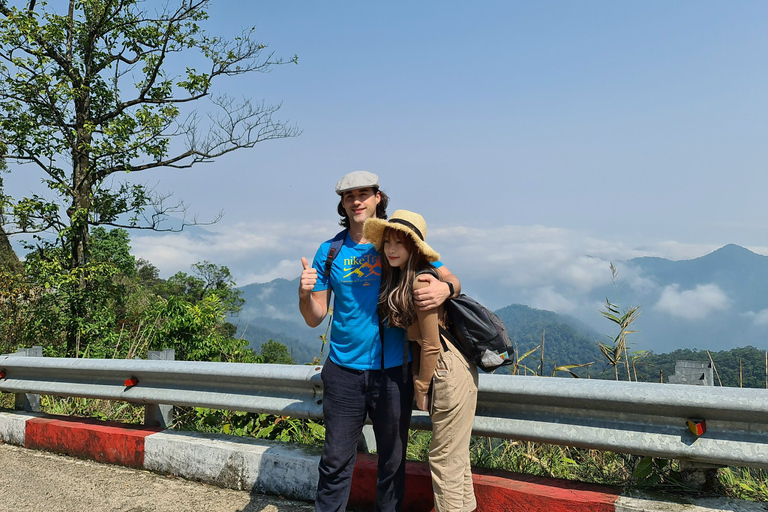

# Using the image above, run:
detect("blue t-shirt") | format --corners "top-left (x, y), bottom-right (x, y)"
top-left (312, 231), bottom-right (442, 370)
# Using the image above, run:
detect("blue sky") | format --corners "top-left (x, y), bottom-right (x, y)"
top-left (6, 1), bottom-right (768, 345)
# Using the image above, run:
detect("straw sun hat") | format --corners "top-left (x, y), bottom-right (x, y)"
top-left (364, 210), bottom-right (440, 263)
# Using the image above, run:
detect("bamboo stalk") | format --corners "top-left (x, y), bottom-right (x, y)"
top-left (706, 350), bottom-right (723, 386)
top-left (739, 358), bottom-right (743, 388)
top-left (623, 341), bottom-right (632, 382)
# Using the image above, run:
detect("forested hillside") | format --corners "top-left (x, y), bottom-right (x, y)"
top-left (236, 319), bottom-right (319, 365)
top-left (493, 304), bottom-right (604, 375)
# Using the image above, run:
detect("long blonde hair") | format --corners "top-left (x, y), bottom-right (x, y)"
top-left (377, 227), bottom-right (439, 328)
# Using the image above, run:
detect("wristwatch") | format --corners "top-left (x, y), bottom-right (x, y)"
top-left (446, 281), bottom-right (455, 298)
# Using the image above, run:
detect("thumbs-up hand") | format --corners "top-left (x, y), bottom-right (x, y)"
top-left (299, 257), bottom-right (318, 296)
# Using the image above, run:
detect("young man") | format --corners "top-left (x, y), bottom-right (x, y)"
top-left (299, 171), bottom-right (460, 512)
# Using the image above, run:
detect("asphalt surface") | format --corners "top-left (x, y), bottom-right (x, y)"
top-left (0, 441), bottom-right (316, 512)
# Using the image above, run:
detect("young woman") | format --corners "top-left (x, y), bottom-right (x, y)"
top-left (364, 210), bottom-right (479, 512)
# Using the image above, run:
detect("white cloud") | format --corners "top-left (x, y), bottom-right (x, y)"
top-left (131, 220), bottom-right (336, 285)
top-left (430, 225), bottom-right (620, 292)
top-left (742, 309), bottom-right (768, 326)
top-left (241, 259), bottom-right (300, 285)
top-left (425, 225), bottom-right (702, 310)
top-left (621, 269), bottom-right (660, 296)
top-left (129, 217), bottom-right (729, 323)
top-left (529, 287), bottom-right (577, 313)
top-left (653, 284), bottom-right (731, 320)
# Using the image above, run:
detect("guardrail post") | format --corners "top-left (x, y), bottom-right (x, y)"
top-left (670, 359), bottom-right (722, 490)
top-left (679, 460), bottom-right (723, 491)
top-left (144, 349), bottom-right (175, 428)
top-left (14, 346), bottom-right (42, 413)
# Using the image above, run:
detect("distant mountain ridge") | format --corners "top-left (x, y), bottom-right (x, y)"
top-left (590, 244), bottom-right (768, 352)
top-left (235, 244), bottom-right (768, 364)
top-left (628, 244), bottom-right (768, 307)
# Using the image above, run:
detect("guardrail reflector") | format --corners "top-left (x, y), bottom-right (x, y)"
top-left (0, 370), bottom-right (5, 379)
top-left (687, 418), bottom-right (706, 436)
top-left (124, 377), bottom-right (139, 387)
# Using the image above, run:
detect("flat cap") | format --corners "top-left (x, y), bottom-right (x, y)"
top-left (335, 171), bottom-right (379, 195)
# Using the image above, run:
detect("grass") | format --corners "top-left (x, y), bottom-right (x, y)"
top-left (0, 392), bottom-right (13, 409)
top-left (409, 433), bottom-right (633, 485)
top-left (173, 407), bottom-right (326, 447)
top-left (38, 395), bottom-right (146, 423)
top-left (406, 428), bottom-right (767, 502)
top-left (719, 468), bottom-right (768, 501)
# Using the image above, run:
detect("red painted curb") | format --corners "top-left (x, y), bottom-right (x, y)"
top-left (473, 467), bottom-right (621, 512)
top-left (349, 453), bottom-right (435, 512)
top-left (25, 415), bottom-right (162, 468)
top-left (348, 454), bottom-right (621, 512)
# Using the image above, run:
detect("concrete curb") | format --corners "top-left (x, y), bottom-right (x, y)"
top-left (25, 414), bottom-right (161, 467)
top-left (614, 495), bottom-right (768, 512)
top-left (0, 411), bottom-right (765, 511)
top-left (144, 430), bottom-right (321, 501)
top-left (0, 410), bottom-right (39, 445)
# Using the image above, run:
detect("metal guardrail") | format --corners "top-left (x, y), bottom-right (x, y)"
top-left (1, 350), bottom-right (767, 469)
top-left (0, 352), bottom-right (324, 419)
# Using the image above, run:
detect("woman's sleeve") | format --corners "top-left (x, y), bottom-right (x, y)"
top-left (412, 278), bottom-right (442, 403)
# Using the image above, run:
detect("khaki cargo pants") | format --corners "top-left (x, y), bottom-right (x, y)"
top-left (429, 342), bottom-right (479, 512)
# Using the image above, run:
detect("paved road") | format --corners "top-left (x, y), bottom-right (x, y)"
top-left (0, 441), bottom-right (316, 512)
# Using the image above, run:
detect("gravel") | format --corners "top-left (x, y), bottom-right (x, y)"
top-left (0, 441), bottom-right (316, 512)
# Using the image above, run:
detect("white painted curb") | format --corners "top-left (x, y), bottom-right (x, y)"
top-left (144, 430), bottom-right (321, 501)
top-left (0, 410), bottom-right (42, 446)
top-left (615, 494), bottom-right (768, 511)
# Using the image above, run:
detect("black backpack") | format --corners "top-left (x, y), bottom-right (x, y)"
top-left (440, 294), bottom-right (515, 372)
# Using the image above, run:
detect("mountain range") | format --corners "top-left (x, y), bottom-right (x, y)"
top-left (233, 244), bottom-right (768, 366)
top-left (586, 244), bottom-right (768, 353)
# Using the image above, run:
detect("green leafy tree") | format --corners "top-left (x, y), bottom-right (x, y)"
top-left (148, 294), bottom-right (259, 362)
top-left (157, 261), bottom-right (243, 314)
top-left (154, 260), bottom-right (243, 341)
top-left (19, 226), bottom-right (138, 356)
top-left (0, 265), bottom-right (34, 352)
top-left (260, 339), bottom-right (294, 364)
top-left (135, 257), bottom-right (161, 287)
top-left (0, 0), bottom-right (298, 355)
top-left (90, 227), bottom-right (135, 277)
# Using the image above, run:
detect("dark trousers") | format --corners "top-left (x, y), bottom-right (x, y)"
top-left (315, 359), bottom-right (414, 512)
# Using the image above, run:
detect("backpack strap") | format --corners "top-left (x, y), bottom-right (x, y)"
top-left (324, 230), bottom-right (347, 280)
top-left (317, 230), bottom-right (347, 361)
top-left (415, 267), bottom-right (440, 280)
top-left (438, 325), bottom-right (452, 351)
